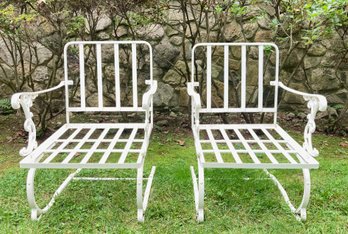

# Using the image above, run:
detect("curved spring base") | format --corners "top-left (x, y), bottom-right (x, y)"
top-left (26, 166), bottom-right (156, 221)
top-left (191, 166), bottom-right (311, 222)
top-left (27, 168), bottom-right (81, 221)
top-left (264, 169), bottom-right (311, 221)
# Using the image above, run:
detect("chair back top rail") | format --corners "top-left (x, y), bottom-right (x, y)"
top-left (63, 41), bottom-right (153, 115)
top-left (191, 42), bottom-right (280, 118)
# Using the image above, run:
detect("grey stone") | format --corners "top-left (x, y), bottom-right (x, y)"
top-left (257, 17), bottom-right (271, 30)
top-left (335, 89), bottom-right (348, 100)
top-left (169, 111), bottom-right (177, 117)
top-left (297, 112), bottom-right (307, 119)
top-left (0, 39), bottom-right (11, 65)
top-left (165, 26), bottom-right (180, 37)
top-left (177, 87), bottom-right (189, 107)
top-left (153, 66), bottom-right (164, 79)
top-left (35, 43), bottom-right (52, 64)
top-left (153, 81), bottom-right (175, 106)
top-left (95, 15), bottom-right (112, 31)
top-left (98, 32), bottom-right (110, 40)
top-left (113, 26), bottom-right (128, 37)
top-left (229, 59), bottom-right (241, 70)
top-left (163, 60), bottom-right (188, 85)
top-left (254, 30), bottom-right (273, 42)
top-left (0, 63), bottom-right (12, 79)
top-left (32, 66), bottom-right (48, 81)
top-left (163, 70), bottom-right (182, 86)
top-left (326, 94), bottom-right (344, 104)
top-left (292, 69), bottom-right (306, 82)
top-left (246, 60), bottom-right (259, 85)
top-left (309, 68), bottom-right (341, 91)
top-left (286, 112), bottom-right (296, 119)
top-left (321, 51), bottom-right (336, 67)
top-left (169, 36), bottom-right (183, 46)
top-left (308, 44), bottom-right (326, 56)
top-left (258, 2), bottom-right (276, 16)
top-left (282, 51), bottom-right (299, 69)
top-left (243, 22), bottom-right (258, 39)
top-left (283, 83), bottom-right (307, 104)
top-left (185, 23), bottom-right (197, 38)
top-left (224, 20), bottom-right (242, 41)
top-left (317, 106), bottom-right (338, 119)
top-left (154, 38), bottom-right (180, 69)
top-left (231, 47), bottom-right (241, 59)
top-left (136, 24), bottom-right (164, 41)
top-left (157, 119), bottom-right (169, 126)
top-left (249, 47), bottom-right (259, 59)
top-left (304, 56), bottom-right (321, 69)
top-left (167, 7), bottom-right (193, 24)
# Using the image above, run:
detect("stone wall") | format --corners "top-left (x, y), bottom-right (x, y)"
top-left (1, 1), bottom-right (347, 119)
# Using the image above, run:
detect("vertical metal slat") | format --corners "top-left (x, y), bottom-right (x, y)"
top-left (114, 44), bottom-right (121, 108)
top-left (207, 45), bottom-right (212, 109)
top-left (224, 45), bottom-right (229, 109)
top-left (241, 45), bottom-right (246, 109)
top-left (79, 44), bottom-right (86, 108)
top-left (258, 45), bottom-right (264, 109)
top-left (96, 44), bottom-right (103, 108)
top-left (132, 44), bottom-right (138, 107)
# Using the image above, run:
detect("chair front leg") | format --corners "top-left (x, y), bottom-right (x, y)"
top-left (264, 168), bottom-right (311, 221)
top-left (137, 165), bottom-right (144, 222)
top-left (197, 162), bottom-right (204, 222)
top-left (295, 168), bottom-right (311, 221)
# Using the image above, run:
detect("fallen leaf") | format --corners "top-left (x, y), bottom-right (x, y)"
top-left (339, 142), bottom-right (348, 148)
top-left (177, 140), bottom-right (185, 146)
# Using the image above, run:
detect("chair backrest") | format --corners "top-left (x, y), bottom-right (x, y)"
top-left (63, 41), bottom-right (153, 122)
top-left (191, 42), bottom-right (280, 120)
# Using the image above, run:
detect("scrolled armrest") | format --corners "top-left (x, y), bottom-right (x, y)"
top-left (142, 80), bottom-right (157, 110)
top-left (272, 81), bottom-right (327, 157)
top-left (11, 80), bottom-right (72, 157)
top-left (187, 82), bottom-right (201, 111)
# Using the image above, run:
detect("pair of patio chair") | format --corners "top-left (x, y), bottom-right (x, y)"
top-left (11, 41), bottom-right (327, 222)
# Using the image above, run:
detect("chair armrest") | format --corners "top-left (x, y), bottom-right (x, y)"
top-left (271, 81), bottom-right (327, 157)
top-left (142, 80), bottom-right (157, 110)
top-left (11, 80), bottom-right (73, 157)
top-left (187, 82), bottom-right (201, 111)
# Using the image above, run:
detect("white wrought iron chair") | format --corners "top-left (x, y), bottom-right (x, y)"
top-left (187, 42), bottom-right (327, 222)
top-left (11, 41), bottom-right (157, 222)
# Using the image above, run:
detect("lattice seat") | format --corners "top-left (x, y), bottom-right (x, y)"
top-left (20, 124), bottom-right (150, 169)
top-left (195, 124), bottom-right (318, 169)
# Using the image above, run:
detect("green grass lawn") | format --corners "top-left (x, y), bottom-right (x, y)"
top-left (0, 114), bottom-right (347, 233)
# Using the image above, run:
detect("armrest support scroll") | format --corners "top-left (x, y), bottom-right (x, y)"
top-left (187, 82), bottom-right (201, 128)
top-left (11, 80), bottom-right (72, 157)
top-left (187, 82), bottom-right (201, 111)
top-left (142, 80), bottom-right (157, 111)
top-left (271, 81), bottom-right (327, 157)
